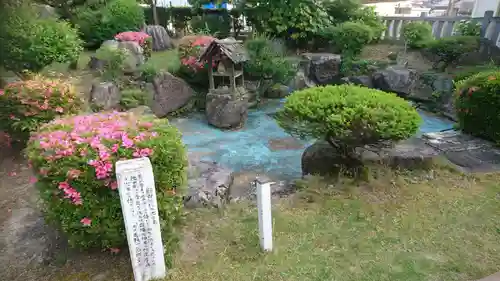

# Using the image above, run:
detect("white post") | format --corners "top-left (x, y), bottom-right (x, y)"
top-left (116, 157), bottom-right (167, 281)
top-left (255, 178), bottom-right (274, 252)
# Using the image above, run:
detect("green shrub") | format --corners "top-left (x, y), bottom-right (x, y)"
top-left (455, 71), bottom-right (500, 143)
top-left (275, 85), bottom-right (421, 155)
top-left (402, 22), bottom-right (433, 49)
top-left (0, 76), bottom-right (84, 142)
top-left (26, 112), bottom-right (187, 262)
top-left (353, 6), bottom-right (386, 41)
top-left (243, 0), bottom-right (331, 47)
top-left (120, 88), bottom-right (150, 109)
top-left (244, 35), bottom-right (296, 83)
top-left (138, 61), bottom-right (159, 82)
top-left (452, 64), bottom-right (500, 83)
top-left (190, 11), bottom-right (231, 38)
top-left (455, 19), bottom-right (481, 37)
top-left (0, 8), bottom-right (83, 73)
top-left (75, 0), bottom-right (145, 48)
top-left (95, 45), bottom-right (128, 81)
top-left (143, 6), bottom-right (170, 27)
top-left (426, 36), bottom-right (480, 69)
top-left (322, 22), bottom-right (374, 57)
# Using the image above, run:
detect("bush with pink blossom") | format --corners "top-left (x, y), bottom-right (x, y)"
top-left (0, 76), bottom-right (83, 143)
top-left (26, 112), bottom-right (187, 260)
top-left (177, 35), bottom-right (215, 88)
top-left (115, 31), bottom-right (153, 59)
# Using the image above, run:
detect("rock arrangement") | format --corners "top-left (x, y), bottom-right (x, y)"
top-left (151, 72), bottom-right (194, 117)
top-left (205, 87), bottom-right (249, 129)
top-left (89, 82), bottom-right (121, 111)
top-left (144, 25), bottom-right (173, 51)
top-left (88, 40), bottom-right (145, 73)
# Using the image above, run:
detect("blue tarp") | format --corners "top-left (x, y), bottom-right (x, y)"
top-left (201, 2), bottom-right (229, 9)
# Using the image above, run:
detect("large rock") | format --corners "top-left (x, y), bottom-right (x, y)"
top-left (302, 138), bottom-right (439, 176)
top-left (184, 153), bottom-right (233, 208)
top-left (373, 66), bottom-right (419, 97)
top-left (341, 75), bottom-right (373, 88)
top-left (34, 4), bottom-right (58, 19)
top-left (151, 72), bottom-right (194, 117)
top-left (288, 69), bottom-right (316, 91)
top-left (88, 40), bottom-right (144, 73)
top-left (144, 25), bottom-right (173, 51)
top-left (89, 82), bottom-right (121, 110)
top-left (0, 70), bottom-right (21, 88)
top-left (265, 84), bottom-right (290, 99)
top-left (206, 87), bottom-right (248, 129)
top-left (410, 72), bottom-right (453, 102)
top-left (302, 53), bottom-right (342, 85)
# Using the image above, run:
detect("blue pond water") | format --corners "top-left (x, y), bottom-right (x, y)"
top-left (170, 99), bottom-right (454, 179)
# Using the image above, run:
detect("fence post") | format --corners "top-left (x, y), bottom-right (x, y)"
top-left (480, 10), bottom-right (494, 38)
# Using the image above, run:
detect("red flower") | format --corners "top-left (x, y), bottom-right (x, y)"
top-left (114, 32), bottom-right (151, 46)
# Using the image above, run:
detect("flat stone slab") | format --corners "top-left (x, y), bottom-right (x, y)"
top-left (267, 137), bottom-right (305, 151)
top-left (424, 131), bottom-right (500, 173)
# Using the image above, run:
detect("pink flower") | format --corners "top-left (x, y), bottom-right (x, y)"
top-left (80, 217), bottom-right (92, 226)
top-left (8, 171), bottom-right (17, 176)
top-left (0, 89), bottom-right (4, 96)
top-left (111, 144), bottom-right (119, 153)
top-left (67, 169), bottom-right (81, 179)
top-left (29, 177), bottom-right (38, 184)
top-left (110, 181), bottom-right (118, 190)
top-left (58, 181), bottom-right (70, 190)
top-left (55, 107), bottom-right (64, 113)
top-left (110, 248), bottom-right (120, 254)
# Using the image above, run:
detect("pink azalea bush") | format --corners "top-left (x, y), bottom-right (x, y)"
top-left (26, 112), bottom-right (187, 257)
top-left (177, 35), bottom-right (216, 87)
top-left (0, 76), bottom-right (83, 142)
top-left (115, 31), bottom-right (152, 59)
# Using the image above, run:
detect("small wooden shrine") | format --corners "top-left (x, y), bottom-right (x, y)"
top-left (198, 38), bottom-right (249, 92)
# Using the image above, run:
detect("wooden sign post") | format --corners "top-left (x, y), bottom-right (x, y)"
top-left (255, 178), bottom-right (274, 252)
top-left (116, 157), bottom-right (167, 281)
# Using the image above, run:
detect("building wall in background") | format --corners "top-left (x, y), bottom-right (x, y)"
top-left (472, 0), bottom-right (500, 17)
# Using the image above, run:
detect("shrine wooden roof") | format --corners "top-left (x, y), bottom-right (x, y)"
top-left (199, 38), bottom-right (249, 63)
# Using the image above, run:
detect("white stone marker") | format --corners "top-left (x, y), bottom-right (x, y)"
top-left (116, 157), bottom-right (167, 281)
top-left (255, 179), bottom-right (274, 252)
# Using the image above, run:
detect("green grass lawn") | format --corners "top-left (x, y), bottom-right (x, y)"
top-left (165, 166), bottom-right (500, 281)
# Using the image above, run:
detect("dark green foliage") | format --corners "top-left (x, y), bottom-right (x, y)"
top-left (426, 36), bottom-right (480, 70)
top-left (320, 22), bottom-right (374, 57)
top-left (120, 88), bottom-right (150, 109)
top-left (170, 7), bottom-right (194, 29)
top-left (244, 35), bottom-right (296, 83)
top-left (0, 4), bottom-right (83, 73)
top-left (74, 0), bottom-right (145, 48)
top-left (455, 71), bottom-right (500, 144)
top-left (143, 6), bottom-right (170, 27)
top-left (191, 11), bottom-right (231, 38)
top-left (276, 85), bottom-right (421, 150)
top-left (402, 22), bottom-right (434, 49)
top-left (242, 0), bottom-right (331, 47)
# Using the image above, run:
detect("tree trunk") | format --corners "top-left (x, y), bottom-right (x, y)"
top-left (151, 0), bottom-right (159, 25)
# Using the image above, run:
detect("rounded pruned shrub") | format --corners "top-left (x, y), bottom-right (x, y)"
top-left (26, 112), bottom-right (187, 259)
top-left (426, 36), bottom-right (480, 69)
top-left (455, 71), bottom-right (500, 143)
top-left (402, 21), bottom-right (433, 49)
top-left (0, 12), bottom-right (83, 73)
top-left (323, 22), bottom-right (374, 57)
top-left (0, 76), bottom-right (84, 142)
top-left (75, 0), bottom-right (145, 48)
top-left (275, 85), bottom-right (421, 150)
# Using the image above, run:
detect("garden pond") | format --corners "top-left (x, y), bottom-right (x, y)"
top-left (170, 99), bottom-right (454, 179)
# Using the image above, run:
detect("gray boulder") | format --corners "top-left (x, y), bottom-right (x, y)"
top-left (144, 25), bottom-right (173, 51)
top-left (127, 105), bottom-right (154, 116)
top-left (206, 87), bottom-right (248, 129)
top-left (89, 82), bottom-right (121, 111)
top-left (184, 153), bottom-right (233, 208)
top-left (373, 66), bottom-right (419, 96)
top-left (288, 69), bottom-right (316, 91)
top-left (151, 72), bottom-right (194, 117)
top-left (34, 4), bottom-right (58, 19)
top-left (88, 40), bottom-right (144, 73)
top-left (265, 84), bottom-right (290, 98)
top-left (302, 138), bottom-right (439, 176)
top-left (302, 53), bottom-right (342, 85)
top-left (341, 75), bottom-right (373, 88)
top-left (410, 73), bottom-right (453, 102)
top-left (0, 70), bottom-right (21, 88)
